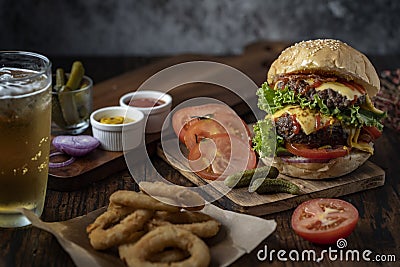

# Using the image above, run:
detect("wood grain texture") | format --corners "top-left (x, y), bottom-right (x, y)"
top-left (157, 142), bottom-right (385, 215)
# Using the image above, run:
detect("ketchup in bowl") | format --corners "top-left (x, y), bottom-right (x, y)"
top-left (128, 98), bottom-right (165, 108)
top-left (119, 91), bottom-right (172, 133)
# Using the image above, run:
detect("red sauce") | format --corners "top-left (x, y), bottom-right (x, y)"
top-left (128, 98), bottom-right (165, 108)
top-left (291, 114), bottom-right (301, 134)
top-left (315, 114), bottom-right (322, 131)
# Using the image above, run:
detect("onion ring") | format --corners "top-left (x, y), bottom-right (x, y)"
top-left (120, 225), bottom-right (210, 267)
top-left (87, 208), bottom-right (153, 250)
top-left (147, 210), bottom-right (221, 238)
top-left (119, 244), bottom-right (189, 264)
top-left (86, 204), bottom-right (135, 233)
top-left (150, 248), bottom-right (190, 263)
top-left (48, 151), bottom-right (76, 168)
top-left (139, 181), bottom-right (205, 211)
top-left (109, 191), bottom-right (180, 213)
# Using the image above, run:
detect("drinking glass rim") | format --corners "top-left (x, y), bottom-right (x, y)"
top-left (0, 51), bottom-right (52, 83)
top-left (0, 51), bottom-right (52, 99)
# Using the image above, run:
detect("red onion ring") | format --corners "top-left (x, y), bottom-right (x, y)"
top-left (280, 156), bottom-right (331, 164)
top-left (49, 151), bottom-right (76, 168)
top-left (52, 135), bottom-right (100, 157)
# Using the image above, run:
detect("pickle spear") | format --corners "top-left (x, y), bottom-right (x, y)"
top-left (249, 178), bottom-right (300, 195)
top-left (224, 166), bottom-right (279, 188)
top-left (66, 61), bottom-right (85, 90)
top-left (58, 86), bottom-right (81, 125)
top-left (54, 68), bottom-right (66, 92)
top-left (52, 68), bottom-right (68, 126)
top-left (52, 61), bottom-right (89, 127)
top-left (51, 94), bottom-right (67, 127)
top-left (57, 61), bottom-right (86, 125)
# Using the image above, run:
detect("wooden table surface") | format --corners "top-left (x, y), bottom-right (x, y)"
top-left (1, 42), bottom-right (399, 267)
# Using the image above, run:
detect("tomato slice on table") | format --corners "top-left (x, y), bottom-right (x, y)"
top-left (172, 104), bottom-right (233, 143)
top-left (183, 119), bottom-right (226, 150)
top-left (188, 134), bottom-right (256, 180)
top-left (291, 198), bottom-right (359, 244)
top-left (286, 143), bottom-right (350, 159)
top-left (174, 117), bottom-right (200, 144)
top-left (172, 103), bottom-right (251, 143)
top-left (183, 114), bottom-right (251, 150)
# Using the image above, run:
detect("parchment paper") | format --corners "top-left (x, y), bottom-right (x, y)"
top-left (22, 204), bottom-right (276, 267)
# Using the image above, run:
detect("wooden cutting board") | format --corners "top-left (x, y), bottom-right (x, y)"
top-left (48, 41), bottom-right (289, 191)
top-left (157, 141), bottom-right (385, 216)
top-left (47, 135), bottom-right (159, 191)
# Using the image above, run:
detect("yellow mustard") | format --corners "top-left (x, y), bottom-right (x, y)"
top-left (99, 116), bottom-right (134, 124)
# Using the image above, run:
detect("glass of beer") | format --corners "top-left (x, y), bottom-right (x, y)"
top-left (0, 51), bottom-right (52, 228)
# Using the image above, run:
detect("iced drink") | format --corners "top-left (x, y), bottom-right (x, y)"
top-left (0, 52), bottom-right (52, 228)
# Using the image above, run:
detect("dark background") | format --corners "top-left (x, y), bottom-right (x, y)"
top-left (2, 0), bottom-right (400, 57)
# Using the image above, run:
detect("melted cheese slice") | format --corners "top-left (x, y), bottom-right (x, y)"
top-left (315, 81), bottom-right (363, 100)
top-left (316, 81), bottom-right (383, 115)
top-left (347, 127), bottom-right (374, 154)
top-left (273, 105), bottom-right (374, 153)
top-left (272, 105), bottom-right (335, 135)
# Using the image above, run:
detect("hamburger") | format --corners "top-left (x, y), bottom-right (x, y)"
top-left (253, 39), bottom-right (386, 179)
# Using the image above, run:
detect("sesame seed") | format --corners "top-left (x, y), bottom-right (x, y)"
top-left (280, 39), bottom-right (345, 59)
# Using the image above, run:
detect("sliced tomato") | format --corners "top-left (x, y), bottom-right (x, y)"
top-left (176, 118), bottom-right (200, 143)
top-left (362, 126), bottom-right (382, 140)
top-left (183, 114), bottom-right (251, 150)
top-left (172, 103), bottom-right (251, 143)
top-left (188, 134), bottom-right (256, 180)
top-left (183, 119), bottom-right (226, 150)
top-left (291, 198), bottom-right (359, 244)
top-left (286, 143), bottom-right (350, 159)
top-left (172, 104), bottom-right (235, 143)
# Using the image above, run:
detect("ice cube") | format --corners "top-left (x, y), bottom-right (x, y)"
top-left (0, 68), bottom-right (13, 81)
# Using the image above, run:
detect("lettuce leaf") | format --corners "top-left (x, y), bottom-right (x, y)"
top-left (252, 118), bottom-right (277, 158)
top-left (256, 82), bottom-right (385, 130)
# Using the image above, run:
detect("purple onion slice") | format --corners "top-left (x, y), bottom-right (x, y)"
top-left (49, 151), bottom-right (76, 168)
top-left (280, 156), bottom-right (331, 164)
top-left (52, 135), bottom-right (100, 157)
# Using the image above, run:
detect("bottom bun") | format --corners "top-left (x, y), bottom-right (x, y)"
top-left (266, 150), bottom-right (371, 180)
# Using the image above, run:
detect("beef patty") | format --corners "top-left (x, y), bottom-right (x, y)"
top-left (274, 74), bottom-right (366, 110)
top-left (275, 113), bottom-right (348, 148)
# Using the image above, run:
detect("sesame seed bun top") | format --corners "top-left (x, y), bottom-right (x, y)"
top-left (267, 39), bottom-right (380, 97)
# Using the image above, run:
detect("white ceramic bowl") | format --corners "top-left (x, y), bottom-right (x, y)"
top-left (90, 106), bottom-right (144, 151)
top-left (119, 90), bottom-right (172, 133)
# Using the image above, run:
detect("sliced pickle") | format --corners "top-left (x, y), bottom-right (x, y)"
top-left (51, 94), bottom-right (67, 127)
top-left (66, 61), bottom-right (84, 90)
top-left (58, 86), bottom-right (81, 125)
top-left (52, 61), bottom-right (89, 127)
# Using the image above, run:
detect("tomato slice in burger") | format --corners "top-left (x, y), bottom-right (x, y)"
top-left (362, 126), bottom-right (382, 140)
top-left (188, 134), bottom-right (256, 180)
top-left (291, 198), bottom-right (359, 244)
top-left (286, 143), bottom-right (350, 159)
